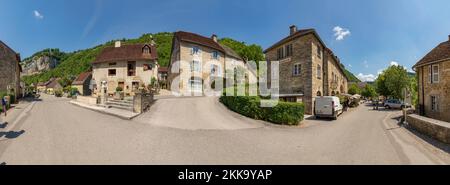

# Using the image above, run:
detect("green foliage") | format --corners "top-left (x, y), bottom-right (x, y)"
top-left (116, 86), bottom-right (123, 92)
top-left (375, 65), bottom-right (409, 99)
top-left (54, 90), bottom-right (63, 97)
top-left (218, 38), bottom-right (265, 62)
top-left (348, 83), bottom-right (361, 95)
top-left (220, 94), bottom-right (305, 125)
top-left (361, 84), bottom-right (377, 98)
top-left (340, 64), bottom-right (361, 83)
top-left (151, 77), bottom-right (157, 87)
top-left (21, 48), bottom-right (67, 65)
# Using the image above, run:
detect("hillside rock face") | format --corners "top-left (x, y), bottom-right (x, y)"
top-left (22, 56), bottom-right (59, 76)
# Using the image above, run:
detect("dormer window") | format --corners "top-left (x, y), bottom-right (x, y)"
top-left (143, 46), bottom-right (150, 54)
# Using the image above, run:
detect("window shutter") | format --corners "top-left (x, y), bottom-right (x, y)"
top-left (428, 65), bottom-right (432, 83)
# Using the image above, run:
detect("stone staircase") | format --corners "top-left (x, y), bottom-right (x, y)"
top-left (106, 98), bottom-right (134, 111)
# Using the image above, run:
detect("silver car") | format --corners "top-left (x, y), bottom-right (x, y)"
top-left (384, 99), bottom-right (410, 109)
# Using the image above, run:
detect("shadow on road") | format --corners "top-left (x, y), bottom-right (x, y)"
top-left (21, 97), bottom-right (42, 102)
top-left (0, 122), bottom-right (8, 129)
top-left (0, 130), bottom-right (25, 139)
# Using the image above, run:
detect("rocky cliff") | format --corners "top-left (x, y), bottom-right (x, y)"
top-left (21, 55), bottom-right (60, 76)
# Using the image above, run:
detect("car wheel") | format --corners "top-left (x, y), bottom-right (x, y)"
top-left (385, 105), bottom-right (390, 109)
top-left (401, 105), bottom-right (405, 109)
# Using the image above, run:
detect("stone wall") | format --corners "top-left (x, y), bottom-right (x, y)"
top-left (417, 60), bottom-right (450, 122)
top-left (0, 41), bottom-right (20, 97)
top-left (133, 92), bottom-right (154, 113)
top-left (406, 114), bottom-right (450, 144)
top-left (76, 96), bottom-right (99, 105)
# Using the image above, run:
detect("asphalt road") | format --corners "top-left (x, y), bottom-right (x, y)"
top-left (0, 94), bottom-right (448, 164)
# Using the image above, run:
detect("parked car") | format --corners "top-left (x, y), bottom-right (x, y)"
top-left (384, 99), bottom-right (411, 109)
top-left (314, 96), bottom-right (343, 120)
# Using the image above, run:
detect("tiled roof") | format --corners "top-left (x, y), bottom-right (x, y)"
top-left (174, 31), bottom-right (225, 53)
top-left (72, 71), bottom-right (92, 85)
top-left (46, 78), bottom-right (60, 88)
top-left (414, 38), bottom-right (450, 68)
top-left (264, 29), bottom-right (318, 53)
top-left (93, 44), bottom-right (157, 64)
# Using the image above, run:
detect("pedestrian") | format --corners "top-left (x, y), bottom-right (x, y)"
top-left (1, 96), bottom-right (7, 117)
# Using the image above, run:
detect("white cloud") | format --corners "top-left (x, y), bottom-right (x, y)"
top-left (34, 10), bottom-right (44, 19)
top-left (390, 61), bottom-right (399, 66)
top-left (333, 26), bottom-right (351, 41)
top-left (357, 73), bottom-right (377, 82)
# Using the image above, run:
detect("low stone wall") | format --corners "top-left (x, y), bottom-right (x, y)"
top-left (76, 96), bottom-right (98, 105)
top-left (406, 114), bottom-right (450, 144)
top-left (133, 92), bottom-right (154, 113)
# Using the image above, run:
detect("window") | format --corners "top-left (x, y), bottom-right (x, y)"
top-left (108, 69), bottom-right (116, 76)
top-left (143, 46), bottom-right (150, 54)
top-left (143, 64), bottom-right (153, 71)
top-left (191, 61), bottom-right (201, 72)
top-left (210, 64), bottom-right (218, 76)
top-left (109, 62), bottom-right (117, 66)
top-left (277, 47), bottom-right (285, 60)
top-left (431, 95), bottom-right (438, 111)
top-left (285, 44), bottom-right (293, 57)
top-left (317, 44), bottom-right (322, 58)
top-left (127, 61), bottom-right (136, 76)
top-left (432, 64), bottom-right (439, 83)
top-left (212, 51), bottom-right (219, 59)
top-left (192, 46), bottom-right (200, 55)
top-left (317, 65), bottom-right (322, 79)
top-left (332, 72), bottom-right (335, 82)
top-left (293, 63), bottom-right (301, 76)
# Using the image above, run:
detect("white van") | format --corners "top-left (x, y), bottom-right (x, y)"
top-left (314, 96), bottom-right (343, 120)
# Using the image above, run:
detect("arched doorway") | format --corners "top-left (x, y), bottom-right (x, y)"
top-left (317, 91), bottom-right (322, 96)
top-left (331, 91), bottom-right (336, 96)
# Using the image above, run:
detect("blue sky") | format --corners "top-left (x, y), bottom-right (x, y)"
top-left (1, 0), bottom-right (450, 81)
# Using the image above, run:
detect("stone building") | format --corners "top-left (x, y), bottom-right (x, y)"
top-left (413, 35), bottom-right (450, 122)
top-left (264, 25), bottom-right (349, 114)
top-left (0, 40), bottom-right (22, 98)
top-left (91, 41), bottom-right (159, 96)
top-left (72, 71), bottom-right (92, 96)
top-left (168, 31), bottom-right (247, 95)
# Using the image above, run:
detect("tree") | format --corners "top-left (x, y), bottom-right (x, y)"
top-left (348, 83), bottom-right (361, 95)
top-left (361, 84), bottom-right (377, 99)
top-left (375, 65), bottom-right (409, 99)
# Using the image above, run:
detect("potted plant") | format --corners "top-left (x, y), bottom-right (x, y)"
top-left (114, 86), bottom-right (124, 100)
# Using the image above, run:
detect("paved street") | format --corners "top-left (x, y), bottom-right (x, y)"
top-left (0, 94), bottom-right (449, 164)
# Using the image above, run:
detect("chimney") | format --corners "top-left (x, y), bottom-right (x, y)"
top-left (211, 34), bottom-right (218, 42)
top-left (115, 41), bottom-right (121, 48)
top-left (290, 25), bottom-right (297, 35)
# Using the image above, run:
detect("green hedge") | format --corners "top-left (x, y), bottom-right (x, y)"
top-left (220, 95), bottom-right (305, 125)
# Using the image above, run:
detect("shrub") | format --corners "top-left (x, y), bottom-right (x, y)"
top-left (54, 90), bottom-right (63, 97)
top-left (220, 95), bottom-right (305, 125)
top-left (265, 102), bottom-right (305, 125)
top-left (116, 86), bottom-right (123, 92)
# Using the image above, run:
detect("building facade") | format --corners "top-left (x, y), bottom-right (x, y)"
top-left (92, 41), bottom-right (159, 96)
top-left (72, 71), bottom-right (92, 96)
top-left (264, 25), bottom-right (349, 114)
top-left (0, 40), bottom-right (22, 98)
top-left (413, 35), bottom-right (450, 122)
top-left (168, 31), bottom-right (247, 95)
